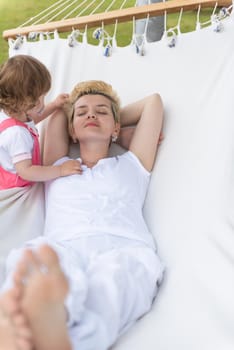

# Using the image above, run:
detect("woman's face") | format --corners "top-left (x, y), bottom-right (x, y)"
top-left (72, 94), bottom-right (120, 143)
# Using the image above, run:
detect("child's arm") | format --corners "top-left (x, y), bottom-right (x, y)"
top-left (33, 94), bottom-right (69, 124)
top-left (14, 158), bottom-right (82, 182)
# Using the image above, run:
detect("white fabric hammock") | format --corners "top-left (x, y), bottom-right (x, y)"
top-left (1, 5), bottom-right (234, 350)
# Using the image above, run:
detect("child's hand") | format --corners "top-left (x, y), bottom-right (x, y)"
top-left (54, 93), bottom-right (69, 109)
top-left (59, 159), bottom-right (82, 176)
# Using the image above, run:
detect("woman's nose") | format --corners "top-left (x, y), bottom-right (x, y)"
top-left (87, 114), bottom-right (96, 119)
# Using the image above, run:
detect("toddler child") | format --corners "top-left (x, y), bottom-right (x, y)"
top-left (0, 54), bottom-right (81, 190)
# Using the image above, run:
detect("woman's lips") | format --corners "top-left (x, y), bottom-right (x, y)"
top-left (85, 122), bottom-right (98, 127)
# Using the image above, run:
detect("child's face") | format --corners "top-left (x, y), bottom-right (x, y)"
top-left (26, 95), bottom-right (45, 119)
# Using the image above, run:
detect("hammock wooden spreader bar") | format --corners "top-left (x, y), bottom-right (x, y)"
top-left (3, 0), bottom-right (232, 40)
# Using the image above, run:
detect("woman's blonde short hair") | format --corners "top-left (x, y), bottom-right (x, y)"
top-left (0, 55), bottom-right (51, 114)
top-left (64, 80), bottom-right (121, 136)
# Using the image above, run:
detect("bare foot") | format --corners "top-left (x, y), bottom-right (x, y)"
top-left (0, 288), bottom-right (32, 350)
top-left (14, 245), bottom-right (71, 350)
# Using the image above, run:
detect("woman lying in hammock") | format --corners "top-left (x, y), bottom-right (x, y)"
top-left (0, 80), bottom-right (164, 350)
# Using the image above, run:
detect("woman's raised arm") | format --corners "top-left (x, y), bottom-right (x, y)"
top-left (120, 93), bottom-right (163, 172)
top-left (43, 109), bottom-right (70, 166)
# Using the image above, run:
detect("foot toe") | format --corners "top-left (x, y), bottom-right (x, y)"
top-left (37, 245), bottom-right (60, 271)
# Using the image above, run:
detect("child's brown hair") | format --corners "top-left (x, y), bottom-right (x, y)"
top-left (0, 55), bottom-right (51, 115)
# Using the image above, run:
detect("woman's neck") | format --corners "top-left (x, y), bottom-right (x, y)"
top-left (79, 142), bottom-right (109, 168)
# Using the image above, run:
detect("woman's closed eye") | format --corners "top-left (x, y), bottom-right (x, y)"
top-left (96, 109), bottom-right (108, 115)
top-left (75, 111), bottom-right (107, 117)
top-left (75, 108), bottom-right (87, 117)
top-left (76, 111), bottom-right (86, 117)
top-left (74, 106), bottom-right (111, 117)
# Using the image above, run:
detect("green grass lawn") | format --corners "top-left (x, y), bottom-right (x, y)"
top-left (0, 0), bottom-right (216, 64)
top-left (0, 0), bottom-right (55, 63)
